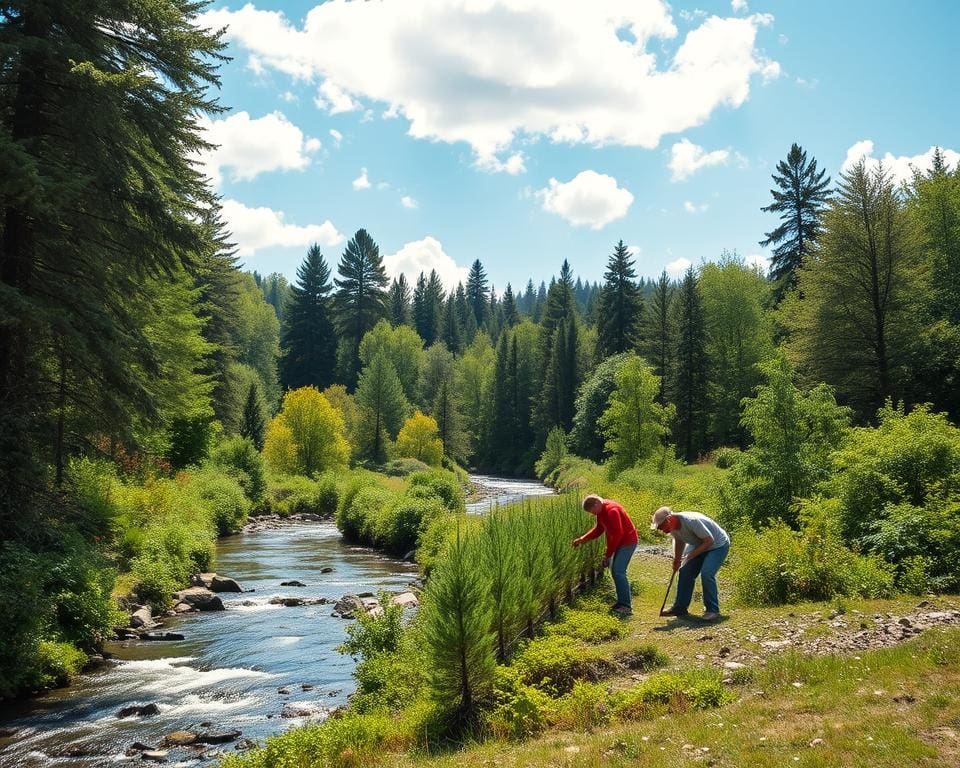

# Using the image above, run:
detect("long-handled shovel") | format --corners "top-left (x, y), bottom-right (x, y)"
top-left (658, 568), bottom-right (677, 617)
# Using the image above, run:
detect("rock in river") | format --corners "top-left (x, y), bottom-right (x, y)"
top-left (281, 702), bottom-right (326, 719)
top-left (195, 729), bottom-right (242, 744)
top-left (190, 572), bottom-right (243, 593)
top-left (332, 594), bottom-right (366, 619)
top-left (392, 592), bottom-right (419, 609)
top-left (281, 580), bottom-right (306, 587)
top-left (162, 731), bottom-right (197, 746)
top-left (173, 587), bottom-right (224, 611)
top-left (129, 606), bottom-right (153, 629)
top-left (141, 751), bottom-right (168, 763)
top-left (141, 632), bottom-right (185, 642)
top-left (118, 703), bottom-right (160, 718)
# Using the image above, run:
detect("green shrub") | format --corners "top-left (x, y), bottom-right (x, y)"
top-left (208, 436), bottom-right (267, 504)
top-left (713, 446), bottom-right (742, 469)
top-left (545, 609), bottom-right (624, 644)
top-left (552, 680), bottom-right (610, 731)
top-left (408, 469), bottom-right (465, 512)
top-left (612, 670), bottom-right (729, 718)
top-left (383, 457), bottom-right (432, 477)
top-left (730, 509), bottom-right (895, 606)
top-left (189, 469), bottom-right (251, 534)
top-left (27, 641), bottom-right (87, 690)
top-left (0, 542), bottom-right (46, 697)
top-left (512, 634), bottom-right (610, 696)
top-left (337, 484), bottom-right (398, 545)
top-left (48, 539), bottom-right (116, 649)
top-left (377, 495), bottom-right (444, 555)
top-left (66, 457), bottom-right (117, 536)
top-left (534, 427), bottom-right (567, 483)
top-left (488, 666), bottom-right (552, 740)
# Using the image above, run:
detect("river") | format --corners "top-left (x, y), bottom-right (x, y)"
top-left (0, 475), bottom-right (552, 767)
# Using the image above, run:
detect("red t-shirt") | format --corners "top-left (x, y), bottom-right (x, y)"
top-left (578, 499), bottom-right (638, 558)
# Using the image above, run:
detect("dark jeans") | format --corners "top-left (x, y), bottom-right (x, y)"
top-left (674, 543), bottom-right (729, 613)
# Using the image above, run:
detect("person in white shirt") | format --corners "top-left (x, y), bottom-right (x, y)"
top-left (651, 506), bottom-right (730, 621)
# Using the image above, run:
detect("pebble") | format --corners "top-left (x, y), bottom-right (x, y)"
top-left (809, 738), bottom-right (824, 747)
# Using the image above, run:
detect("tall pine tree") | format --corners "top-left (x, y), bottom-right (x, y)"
top-left (596, 240), bottom-right (643, 357)
top-left (240, 381), bottom-right (267, 450)
top-left (466, 259), bottom-right (489, 327)
top-left (388, 274), bottom-right (412, 327)
top-left (280, 245), bottom-right (337, 391)
top-left (642, 271), bottom-right (674, 404)
top-left (760, 143), bottom-right (832, 299)
top-left (334, 229), bottom-right (389, 388)
top-left (673, 268), bottom-right (708, 461)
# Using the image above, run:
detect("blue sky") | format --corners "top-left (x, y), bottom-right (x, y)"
top-left (195, 0), bottom-right (959, 292)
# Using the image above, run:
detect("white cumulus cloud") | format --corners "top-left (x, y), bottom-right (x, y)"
top-left (668, 138), bottom-right (731, 181)
top-left (352, 167), bottom-right (371, 190)
top-left (537, 170), bottom-right (634, 229)
top-left (745, 253), bottom-right (769, 273)
top-left (841, 140), bottom-right (960, 185)
top-left (199, 1), bottom-right (780, 172)
top-left (627, 244), bottom-right (642, 257)
top-left (195, 111), bottom-right (321, 188)
top-left (666, 257), bottom-right (692, 277)
top-left (400, 195), bottom-right (418, 209)
top-left (383, 237), bottom-right (469, 291)
top-left (731, 0), bottom-right (749, 13)
top-left (329, 128), bottom-right (343, 146)
top-left (683, 200), bottom-right (709, 213)
top-left (220, 199), bottom-right (344, 258)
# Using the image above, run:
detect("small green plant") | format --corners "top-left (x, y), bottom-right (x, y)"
top-left (545, 609), bottom-right (625, 644)
top-left (29, 641), bottom-right (87, 690)
top-left (488, 666), bottom-right (552, 740)
top-left (512, 635), bottom-right (610, 696)
top-left (552, 680), bottom-right (610, 731)
top-left (612, 670), bottom-right (730, 719)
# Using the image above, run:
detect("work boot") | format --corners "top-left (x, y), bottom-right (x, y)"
top-left (660, 606), bottom-right (689, 618)
top-left (613, 604), bottom-right (633, 617)
top-left (701, 611), bottom-right (721, 621)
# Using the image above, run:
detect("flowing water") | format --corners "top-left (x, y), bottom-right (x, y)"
top-left (0, 475), bottom-right (550, 768)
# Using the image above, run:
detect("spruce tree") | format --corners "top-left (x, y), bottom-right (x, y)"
top-left (334, 229), bottom-right (389, 388)
top-left (421, 524), bottom-right (495, 720)
top-left (488, 331), bottom-right (517, 469)
top-left (642, 271), bottom-right (674, 404)
top-left (673, 267), bottom-right (708, 461)
top-left (596, 240), bottom-right (643, 357)
top-left (355, 350), bottom-right (408, 463)
top-left (466, 259), bottom-right (489, 326)
top-left (388, 274), bottom-right (412, 327)
top-left (534, 262), bottom-right (579, 435)
top-left (240, 382), bottom-right (267, 450)
top-left (760, 143), bottom-right (832, 299)
top-left (413, 271), bottom-right (443, 345)
top-left (442, 294), bottom-right (464, 354)
top-left (432, 376), bottom-right (469, 464)
top-left (502, 283), bottom-right (520, 327)
top-left (280, 245), bottom-right (337, 391)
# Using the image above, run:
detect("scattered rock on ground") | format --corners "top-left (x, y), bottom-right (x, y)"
top-left (118, 703), bottom-right (160, 718)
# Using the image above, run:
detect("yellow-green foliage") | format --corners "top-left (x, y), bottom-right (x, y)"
top-left (512, 634), bottom-right (612, 696)
top-left (611, 669), bottom-right (731, 718)
top-left (267, 472), bottom-right (340, 517)
top-left (28, 641), bottom-right (87, 690)
top-left (550, 455), bottom-right (726, 535)
top-left (264, 386), bottom-right (350, 475)
top-left (729, 508), bottom-right (895, 606)
top-left (544, 609), bottom-right (625, 644)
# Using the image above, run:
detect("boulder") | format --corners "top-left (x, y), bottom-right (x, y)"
top-left (195, 730), bottom-right (242, 745)
top-left (332, 594), bottom-right (365, 619)
top-left (118, 703), bottom-right (160, 718)
top-left (280, 580), bottom-right (306, 587)
top-left (210, 575), bottom-right (243, 593)
top-left (130, 606), bottom-right (153, 629)
top-left (281, 702), bottom-right (326, 719)
top-left (320, 567), bottom-right (334, 574)
top-left (270, 596), bottom-right (305, 607)
top-left (357, 591), bottom-right (375, 598)
top-left (722, 661), bottom-right (747, 671)
top-left (391, 592), bottom-right (419, 609)
top-left (125, 742), bottom-right (155, 756)
top-left (174, 587), bottom-right (225, 612)
top-left (141, 751), bottom-right (168, 763)
top-left (190, 573), bottom-right (216, 589)
top-left (172, 602), bottom-right (194, 614)
top-left (141, 632), bottom-right (185, 642)
top-left (162, 731), bottom-right (197, 747)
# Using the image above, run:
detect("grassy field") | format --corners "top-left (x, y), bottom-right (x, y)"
top-left (386, 550), bottom-right (960, 768)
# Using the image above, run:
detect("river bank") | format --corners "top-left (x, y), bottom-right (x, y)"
top-left (0, 475), bottom-right (548, 768)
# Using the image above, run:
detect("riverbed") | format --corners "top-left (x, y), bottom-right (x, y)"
top-left (0, 475), bottom-right (551, 767)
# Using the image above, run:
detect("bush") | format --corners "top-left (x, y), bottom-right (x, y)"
top-left (0, 542), bottom-right (46, 697)
top-left (408, 469), bottom-right (465, 513)
top-left (512, 635), bottom-right (610, 696)
top-left (545, 609), bottom-right (624, 644)
top-left (383, 457), bottom-right (431, 477)
top-left (27, 641), bottom-right (87, 690)
top-left (552, 680), bottom-right (610, 731)
top-left (534, 427), bottom-right (567, 483)
top-left (729, 509), bottom-right (895, 606)
top-left (66, 457), bottom-right (117, 536)
top-left (713, 446), bottom-right (742, 469)
top-left (48, 539), bottom-right (116, 649)
top-left (488, 666), bottom-right (552, 740)
top-left (189, 468), bottom-right (251, 534)
top-left (208, 436), bottom-right (267, 504)
top-left (612, 670), bottom-right (729, 718)
top-left (337, 484), bottom-right (398, 545)
top-left (384, 494), bottom-right (446, 555)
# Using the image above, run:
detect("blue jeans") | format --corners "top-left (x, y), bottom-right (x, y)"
top-left (674, 543), bottom-right (729, 613)
top-left (610, 543), bottom-right (637, 608)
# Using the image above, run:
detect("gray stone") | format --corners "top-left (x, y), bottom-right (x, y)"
top-left (118, 703), bottom-right (160, 718)
top-left (173, 587), bottom-right (224, 611)
top-left (210, 575), bottom-right (243, 593)
top-left (391, 592), bottom-right (419, 608)
top-left (281, 702), bottom-right (326, 718)
top-left (130, 606), bottom-right (153, 629)
top-left (195, 730), bottom-right (242, 744)
top-left (280, 581), bottom-right (306, 587)
top-left (141, 751), bottom-right (168, 763)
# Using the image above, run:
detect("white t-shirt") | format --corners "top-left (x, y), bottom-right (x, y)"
top-left (672, 511), bottom-right (730, 551)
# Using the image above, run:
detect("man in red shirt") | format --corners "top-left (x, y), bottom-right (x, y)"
top-left (571, 494), bottom-right (639, 616)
